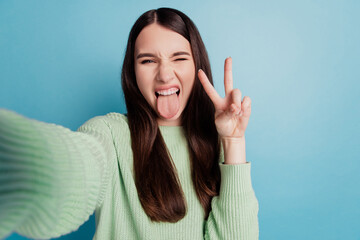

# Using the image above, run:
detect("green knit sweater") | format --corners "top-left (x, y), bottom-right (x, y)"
top-left (0, 109), bottom-right (259, 240)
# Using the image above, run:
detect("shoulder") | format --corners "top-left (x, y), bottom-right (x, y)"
top-left (102, 112), bottom-right (129, 132)
top-left (77, 112), bottom-right (129, 134)
top-left (103, 112), bottom-right (128, 125)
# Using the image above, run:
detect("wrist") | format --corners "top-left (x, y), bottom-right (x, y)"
top-left (221, 135), bottom-right (245, 144)
top-left (221, 136), bottom-right (246, 165)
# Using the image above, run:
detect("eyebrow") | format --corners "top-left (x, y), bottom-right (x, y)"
top-left (136, 51), bottom-right (191, 59)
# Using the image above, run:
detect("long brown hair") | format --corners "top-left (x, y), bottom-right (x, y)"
top-left (121, 8), bottom-right (220, 223)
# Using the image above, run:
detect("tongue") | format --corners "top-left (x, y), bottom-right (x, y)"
top-left (156, 93), bottom-right (180, 119)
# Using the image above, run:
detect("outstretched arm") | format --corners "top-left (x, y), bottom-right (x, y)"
top-left (0, 109), bottom-right (116, 239)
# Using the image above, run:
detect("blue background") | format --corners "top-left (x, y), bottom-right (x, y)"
top-left (1, 0), bottom-right (359, 239)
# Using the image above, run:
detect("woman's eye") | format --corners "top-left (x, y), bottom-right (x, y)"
top-left (175, 58), bottom-right (187, 61)
top-left (141, 59), bottom-right (154, 64)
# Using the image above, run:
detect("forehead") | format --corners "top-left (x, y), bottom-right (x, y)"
top-left (134, 23), bottom-right (192, 56)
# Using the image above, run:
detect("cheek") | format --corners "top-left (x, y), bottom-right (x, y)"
top-left (182, 66), bottom-right (196, 91)
top-left (135, 69), bottom-right (158, 108)
top-left (135, 69), bottom-right (151, 94)
top-left (137, 81), bottom-right (152, 104)
top-left (177, 61), bottom-right (195, 80)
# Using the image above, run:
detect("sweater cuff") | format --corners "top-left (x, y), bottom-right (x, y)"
top-left (218, 162), bottom-right (254, 197)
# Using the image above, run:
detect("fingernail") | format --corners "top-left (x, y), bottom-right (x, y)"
top-left (198, 69), bottom-right (202, 73)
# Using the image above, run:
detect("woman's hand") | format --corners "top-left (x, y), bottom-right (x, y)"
top-left (198, 57), bottom-right (251, 140)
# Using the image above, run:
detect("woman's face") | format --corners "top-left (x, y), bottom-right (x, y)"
top-left (134, 23), bottom-right (196, 126)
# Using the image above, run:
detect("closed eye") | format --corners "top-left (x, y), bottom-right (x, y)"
top-left (175, 58), bottom-right (188, 61)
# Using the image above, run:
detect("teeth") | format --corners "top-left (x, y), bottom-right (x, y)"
top-left (156, 88), bottom-right (179, 96)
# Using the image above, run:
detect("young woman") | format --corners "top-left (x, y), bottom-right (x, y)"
top-left (0, 8), bottom-right (259, 240)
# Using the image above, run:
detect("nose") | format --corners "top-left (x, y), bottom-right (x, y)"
top-left (156, 61), bottom-right (175, 83)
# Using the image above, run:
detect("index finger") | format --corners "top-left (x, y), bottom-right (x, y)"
top-left (198, 69), bottom-right (226, 109)
top-left (224, 57), bottom-right (233, 96)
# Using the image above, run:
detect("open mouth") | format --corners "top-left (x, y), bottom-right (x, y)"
top-left (155, 88), bottom-right (181, 119)
top-left (155, 89), bottom-right (180, 98)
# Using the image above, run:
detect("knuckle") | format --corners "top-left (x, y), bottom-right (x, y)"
top-left (244, 96), bottom-right (251, 103)
top-left (233, 88), bottom-right (241, 95)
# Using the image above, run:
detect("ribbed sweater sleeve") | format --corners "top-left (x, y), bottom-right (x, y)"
top-left (0, 109), bottom-right (115, 239)
top-left (204, 163), bottom-right (259, 240)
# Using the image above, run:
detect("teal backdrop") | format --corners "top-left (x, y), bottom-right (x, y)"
top-left (1, 0), bottom-right (359, 239)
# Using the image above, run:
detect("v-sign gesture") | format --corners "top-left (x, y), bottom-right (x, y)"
top-left (198, 57), bottom-right (251, 140)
